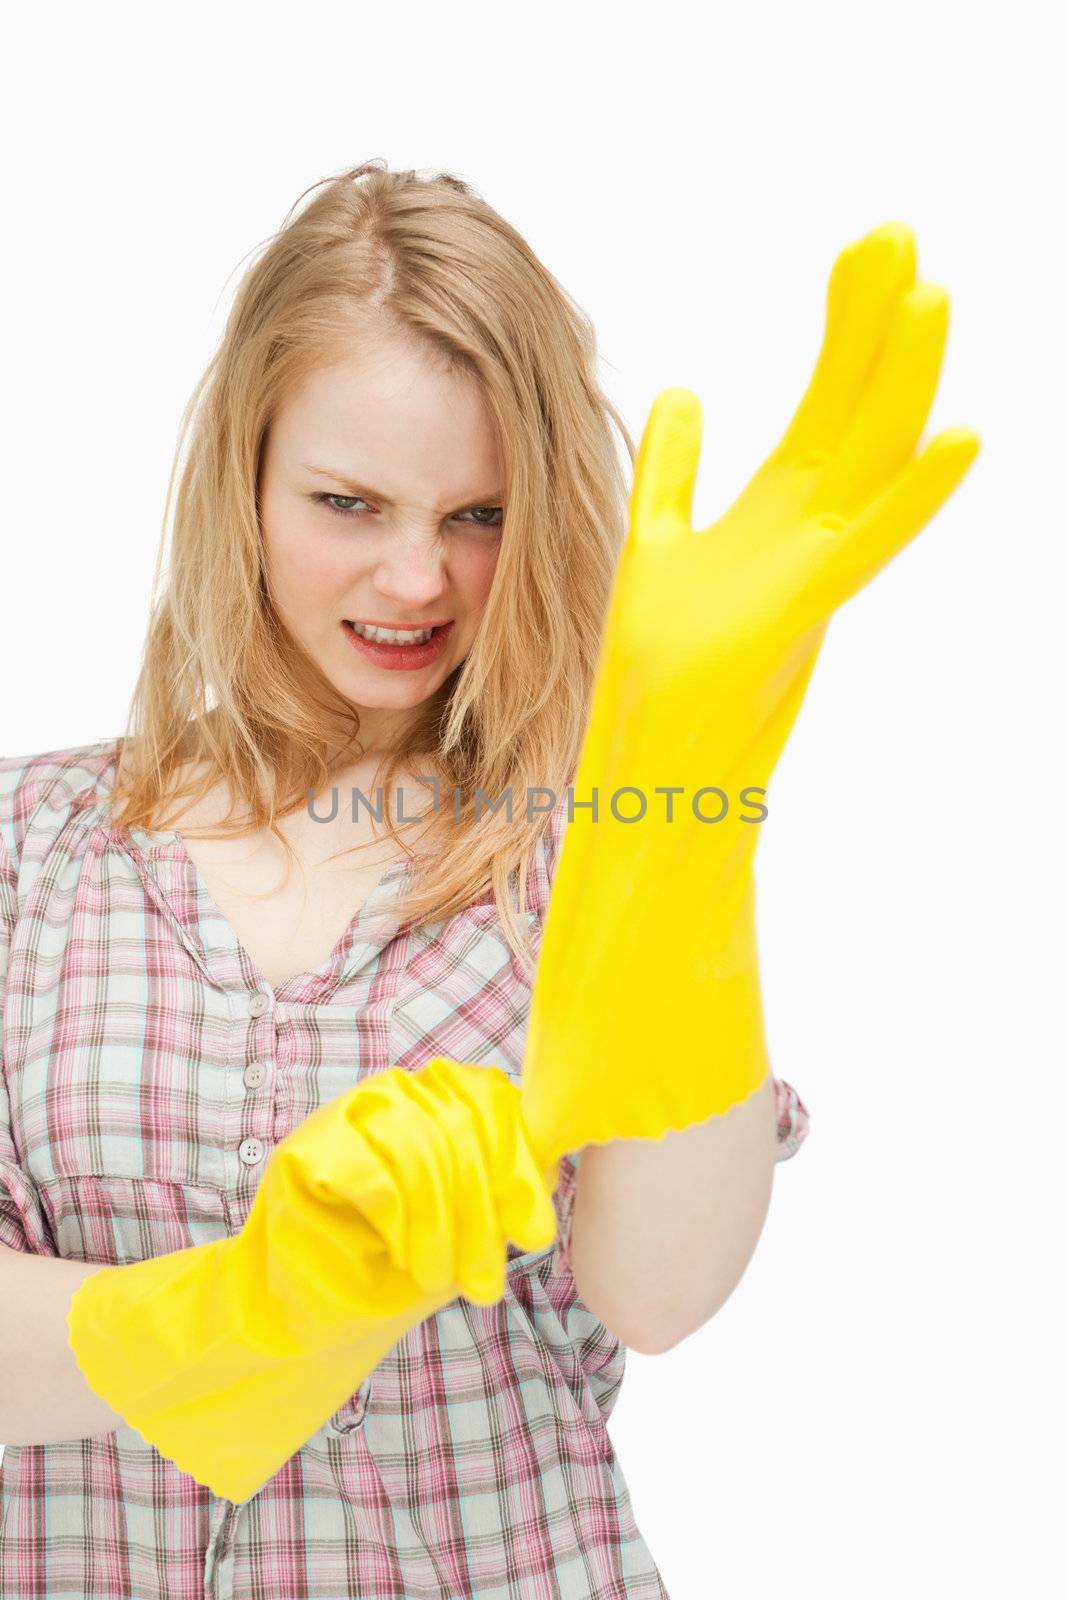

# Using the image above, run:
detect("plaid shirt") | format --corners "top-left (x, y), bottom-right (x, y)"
top-left (1, 738), bottom-right (810, 1600)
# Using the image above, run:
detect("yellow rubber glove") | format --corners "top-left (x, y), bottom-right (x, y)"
top-left (67, 1058), bottom-right (559, 1504)
top-left (520, 221), bottom-right (981, 1168)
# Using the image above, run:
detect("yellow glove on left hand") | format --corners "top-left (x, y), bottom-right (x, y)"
top-left (520, 221), bottom-right (980, 1168)
top-left (67, 1059), bottom-right (559, 1503)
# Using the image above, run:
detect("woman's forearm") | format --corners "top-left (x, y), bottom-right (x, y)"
top-left (568, 1074), bottom-right (779, 1353)
top-left (0, 1246), bottom-right (127, 1446)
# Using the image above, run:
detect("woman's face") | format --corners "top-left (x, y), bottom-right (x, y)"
top-left (258, 328), bottom-right (505, 753)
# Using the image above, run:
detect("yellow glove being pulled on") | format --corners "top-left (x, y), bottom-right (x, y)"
top-left (67, 1058), bottom-right (559, 1504)
top-left (520, 221), bottom-right (980, 1168)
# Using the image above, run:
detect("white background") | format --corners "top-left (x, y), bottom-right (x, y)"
top-left (2, 2), bottom-right (1063, 1595)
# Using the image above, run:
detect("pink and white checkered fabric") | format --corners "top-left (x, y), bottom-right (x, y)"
top-left (1, 738), bottom-right (809, 1599)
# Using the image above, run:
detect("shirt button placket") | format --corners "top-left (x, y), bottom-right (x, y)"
top-left (240, 988), bottom-right (274, 1161)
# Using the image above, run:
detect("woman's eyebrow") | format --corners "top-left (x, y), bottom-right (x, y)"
top-left (301, 463), bottom-right (503, 511)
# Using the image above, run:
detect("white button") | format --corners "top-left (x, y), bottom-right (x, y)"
top-left (248, 992), bottom-right (270, 1017)
top-left (244, 1063), bottom-right (266, 1089)
top-left (239, 1138), bottom-right (265, 1166)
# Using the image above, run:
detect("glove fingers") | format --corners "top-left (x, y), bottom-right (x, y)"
top-left (424, 1060), bottom-right (559, 1265)
top-left (288, 1060), bottom-right (559, 1311)
top-left (425, 1062), bottom-right (511, 1299)
top-left (252, 1113), bottom-right (426, 1336)
top-left (778, 221), bottom-right (918, 463)
top-left (816, 426), bottom-right (980, 603)
top-left (361, 1066), bottom-right (528, 1303)
top-left (400, 1067), bottom-right (508, 1302)
top-left (357, 1070), bottom-right (467, 1299)
top-left (808, 282), bottom-right (950, 523)
top-left (628, 387), bottom-right (703, 547)
top-left (409, 1060), bottom-right (515, 1303)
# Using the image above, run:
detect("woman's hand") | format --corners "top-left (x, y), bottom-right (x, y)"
top-left (251, 1058), bottom-right (561, 1333)
top-left (520, 221), bottom-right (980, 1168)
top-left (576, 220), bottom-right (978, 808)
top-left (67, 1057), bottom-right (560, 1503)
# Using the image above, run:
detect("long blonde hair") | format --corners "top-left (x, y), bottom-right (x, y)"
top-left (106, 159), bottom-right (635, 977)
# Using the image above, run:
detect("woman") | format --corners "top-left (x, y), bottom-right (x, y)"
top-left (1, 159), bottom-right (829, 1597)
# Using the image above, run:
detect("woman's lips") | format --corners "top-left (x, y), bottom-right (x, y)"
top-left (341, 619), bottom-right (454, 671)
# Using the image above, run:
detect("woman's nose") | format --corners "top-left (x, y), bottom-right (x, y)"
top-left (372, 548), bottom-right (450, 602)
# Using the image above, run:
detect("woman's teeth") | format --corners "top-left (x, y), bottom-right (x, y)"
top-left (350, 622), bottom-right (436, 644)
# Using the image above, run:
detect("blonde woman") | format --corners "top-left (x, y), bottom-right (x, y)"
top-left (0, 160), bottom-right (815, 1596)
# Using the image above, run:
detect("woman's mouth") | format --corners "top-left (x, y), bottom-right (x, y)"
top-left (341, 619), bottom-right (454, 671)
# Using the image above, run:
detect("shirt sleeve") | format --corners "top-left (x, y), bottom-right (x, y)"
top-left (552, 1149), bottom-right (582, 1274)
top-left (0, 825), bottom-right (54, 1254)
top-left (773, 1075), bottom-right (811, 1161)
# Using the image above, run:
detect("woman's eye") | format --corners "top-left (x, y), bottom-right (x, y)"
top-left (317, 494), bottom-right (368, 517)
top-left (310, 489), bottom-right (369, 515)
top-left (313, 493), bottom-right (502, 529)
